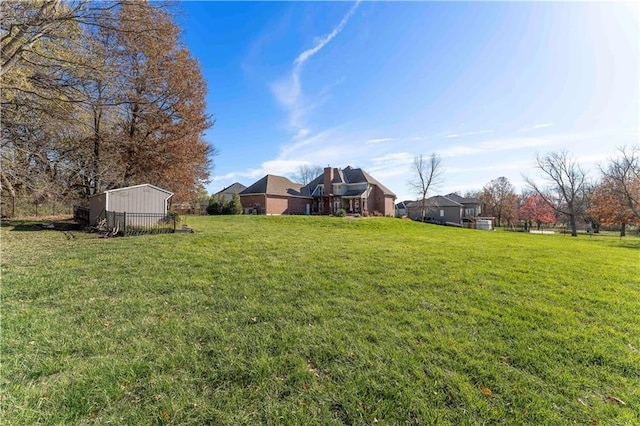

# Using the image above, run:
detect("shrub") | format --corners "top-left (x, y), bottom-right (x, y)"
top-left (336, 208), bottom-right (347, 217)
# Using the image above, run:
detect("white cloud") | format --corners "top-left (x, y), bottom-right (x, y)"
top-left (270, 1), bottom-right (361, 132)
top-left (519, 122), bottom-right (554, 132)
top-left (261, 159), bottom-right (309, 176)
top-left (367, 137), bottom-right (393, 144)
top-left (445, 129), bottom-right (494, 138)
top-left (211, 169), bottom-right (264, 183)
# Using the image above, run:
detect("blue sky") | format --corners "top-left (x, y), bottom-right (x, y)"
top-left (179, 1), bottom-right (639, 201)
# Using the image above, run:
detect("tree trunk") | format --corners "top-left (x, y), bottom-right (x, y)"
top-left (620, 222), bottom-right (626, 237)
top-left (569, 214), bottom-right (578, 237)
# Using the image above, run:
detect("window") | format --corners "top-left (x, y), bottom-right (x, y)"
top-left (440, 209), bottom-right (445, 217)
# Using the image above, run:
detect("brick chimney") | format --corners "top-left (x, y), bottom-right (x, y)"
top-left (323, 167), bottom-right (334, 195)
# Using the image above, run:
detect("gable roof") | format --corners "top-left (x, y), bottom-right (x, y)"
top-left (214, 182), bottom-right (247, 197)
top-left (96, 183), bottom-right (173, 197)
top-left (406, 195), bottom-right (463, 208)
top-left (240, 175), bottom-right (311, 198)
top-left (445, 193), bottom-right (483, 205)
top-left (304, 166), bottom-right (395, 197)
top-left (395, 200), bottom-right (413, 209)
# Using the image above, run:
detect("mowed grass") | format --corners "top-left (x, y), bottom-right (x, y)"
top-left (2, 216), bottom-right (639, 425)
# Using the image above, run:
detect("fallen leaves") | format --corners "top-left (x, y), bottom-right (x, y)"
top-left (482, 387), bottom-right (492, 396)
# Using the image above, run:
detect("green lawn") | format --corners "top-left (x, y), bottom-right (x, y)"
top-left (2, 216), bottom-right (639, 425)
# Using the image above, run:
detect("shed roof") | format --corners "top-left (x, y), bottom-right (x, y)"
top-left (94, 184), bottom-right (173, 198)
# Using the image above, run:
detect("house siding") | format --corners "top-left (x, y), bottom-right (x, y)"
top-left (407, 203), bottom-right (462, 223)
top-left (89, 184), bottom-right (172, 226)
top-left (107, 186), bottom-right (170, 214)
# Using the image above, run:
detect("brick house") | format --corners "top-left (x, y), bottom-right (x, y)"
top-left (239, 175), bottom-right (313, 215)
top-left (240, 166), bottom-right (396, 216)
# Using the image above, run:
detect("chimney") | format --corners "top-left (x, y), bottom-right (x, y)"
top-left (323, 167), bottom-right (333, 194)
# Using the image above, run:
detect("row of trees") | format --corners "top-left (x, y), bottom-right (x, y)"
top-left (1, 0), bottom-right (214, 203)
top-left (411, 147), bottom-right (640, 236)
top-left (480, 147), bottom-right (640, 236)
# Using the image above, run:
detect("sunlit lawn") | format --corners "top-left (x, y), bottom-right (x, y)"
top-left (2, 215), bottom-right (639, 424)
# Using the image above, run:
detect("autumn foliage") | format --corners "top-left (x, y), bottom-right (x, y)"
top-left (520, 194), bottom-right (556, 228)
top-left (1, 1), bottom-right (214, 203)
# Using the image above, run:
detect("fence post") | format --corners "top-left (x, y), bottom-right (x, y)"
top-left (173, 215), bottom-right (176, 232)
top-left (123, 211), bottom-right (127, 235)
top-left (12, 196), bottom-right (15, 217)
top-left (35, 199), bottom-right (38, 217)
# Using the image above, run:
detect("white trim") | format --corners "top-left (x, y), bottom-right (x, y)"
top-left (100, 183), bottom-right (174, 197)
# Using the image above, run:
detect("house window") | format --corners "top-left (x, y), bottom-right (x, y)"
top-left (440, 209), bottom-right (445, 217)
top-left (465, 208), bottom-right (474, 217)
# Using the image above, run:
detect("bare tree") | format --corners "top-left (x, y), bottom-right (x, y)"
top-left (480, 176), bottom-right (518, 227)
top-left (408, 153), bottom-right (443, 222)
top-left (292, 164), bottom-right (323, 185)
top-left (599, 145), bottom-right (640, 220)
top-left (524, 150), bottom-right (587, 237)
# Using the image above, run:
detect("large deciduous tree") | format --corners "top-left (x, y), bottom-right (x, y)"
top-left (480, 176), bottom-right (518, 227)
top-left (599, 146), bottom-right (640, 221)
top-left (586, 177), bottom-right (635, 236)
top-left (0, 1), bottom-right (215, 203)
top-left (114, 1), bottom-right (213, 201)
top-left (525, 151), bottom-right (587, 237)
top-left (408, 153), bottom-right (443, 222)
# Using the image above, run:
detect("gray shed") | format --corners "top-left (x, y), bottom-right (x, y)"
top-left (89, 184), bottom-right (173, 226)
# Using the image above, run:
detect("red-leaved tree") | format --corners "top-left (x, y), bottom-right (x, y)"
top-left (520, 194), bottom-right (556, 230)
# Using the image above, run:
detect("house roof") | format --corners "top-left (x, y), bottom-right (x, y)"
top-left (214, 182), bottom-right (247, 197)
top-left (304, 166), bottom-right (396, 197)
top-left (406, 195), bottom-right (463, 208)
top-left (94, 183), bottom-right (173, 198)
top-left (445, 193), bottom-right (483, 205)
top-left (240, 175), bottom-right (311, 198)
top-left (395, 200), bottom-right (413, 209)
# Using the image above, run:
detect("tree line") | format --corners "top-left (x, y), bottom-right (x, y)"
top-left (1, 0), bottom-right (214, 203)
top-left (411, 147), bottom-right (640, 236)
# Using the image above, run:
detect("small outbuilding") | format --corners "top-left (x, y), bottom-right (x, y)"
top-left (89, 184), bottom-right (173, 226)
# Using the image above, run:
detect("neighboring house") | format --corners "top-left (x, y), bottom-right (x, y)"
top-left (240, 175), bottom-right (312, 215)
top-left (406, 193), bottom-right (486, 226)
top-left (212, 182), bottom-right (247, 202)
top-left (240, 166), bottom-right (396, 216)
top-left (444, 193), bottom-right (484, 219)
top-left (395, 200), bottom-right (413, 217)
top-left (89, 184), bottom-right (173, 225)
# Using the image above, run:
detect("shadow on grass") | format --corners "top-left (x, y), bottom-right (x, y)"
top-left (3, 219), bottom-right (82, 233)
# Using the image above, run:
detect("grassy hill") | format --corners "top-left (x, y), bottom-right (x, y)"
top-left (2, 216), bottom-right (639, 424)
